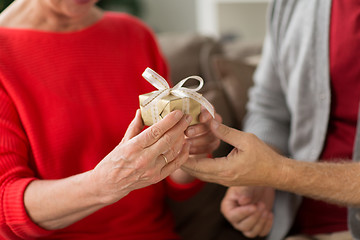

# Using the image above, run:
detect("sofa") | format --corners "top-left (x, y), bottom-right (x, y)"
top-left (157, 33), bottom-right (264, 240)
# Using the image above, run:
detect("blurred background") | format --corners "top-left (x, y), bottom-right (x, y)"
top-left (0, 0), bottom-right (268, 43)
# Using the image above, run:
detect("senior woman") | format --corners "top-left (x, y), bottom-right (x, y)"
top-left (0, 0), bottom-right (220, 239)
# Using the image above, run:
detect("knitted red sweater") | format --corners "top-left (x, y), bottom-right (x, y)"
top-left (0, 12), bottom-right (202, 240)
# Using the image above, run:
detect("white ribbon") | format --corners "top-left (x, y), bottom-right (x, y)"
top-left (141, 67), bottom-right (215, 124)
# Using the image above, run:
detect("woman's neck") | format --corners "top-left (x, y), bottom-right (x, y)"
top-left (0, 0), bottom-right (104, 32)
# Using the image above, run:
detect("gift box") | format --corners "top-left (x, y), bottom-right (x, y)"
top-left (139, 67), bottom-right (214, 126)
top-left (139, 92), bottom-right (201, 126)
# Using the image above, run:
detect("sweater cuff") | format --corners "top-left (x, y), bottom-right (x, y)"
top-left (165, 177), bottom-right (205, 201)
top-left (3, 178), bottom-right (54, 239)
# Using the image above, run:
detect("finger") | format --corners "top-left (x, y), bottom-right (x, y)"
top-left (199, 107), bottom-right (222, 123)
top-left (233, 187), bottom-right (255, 206)
top-left (121, 109), bottom-right (143, 143)
top-left (181, 156), bottom-right (222, 179)
top-left (181, 156), bottom-right (228, 184)
top-left (185, 123), bottom-right (209, 137)
top-left (189, 138), bottom-right (220, 155)
top-left (234, 208), bottom-right (262, 233)
top-left (259, 212), bottom-right (273, 237)
top-left (214, 112), bottom-right (223, 123)
top-left (222, 187), bottom-right (253, 210)
top-left (210, 120), bottom-right (247, 148)
top-left (187, 131), bottom-right (217, 147)
top-left (243, 210), bottom-right (269, 238)
top-left (147, 114), bottom-right (192, 157)
top-left (158, 153), bottom-right (169, 167)
top-left (188, 112), bottom-right (222, 137)
top-left (160, 141), bottom-right (190, 178)
top-left (182, 155), bottom-right (225, 175)
top-left (223, 205), bottom-right (257, 224)
top-left (159, 134), bottom-right (185, 165)
top-left (221, 188), bottom-right (241, 211)
top-left (132, 110), bottom-right (184, 148)
top-left (199, 108), bottom-right (213, 123)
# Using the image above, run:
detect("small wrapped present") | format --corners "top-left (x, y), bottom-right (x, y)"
top-left (139, 67), bottom-right (215, 126)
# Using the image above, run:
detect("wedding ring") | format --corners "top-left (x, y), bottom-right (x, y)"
top-left (160, 154), bottom-right (168, 164)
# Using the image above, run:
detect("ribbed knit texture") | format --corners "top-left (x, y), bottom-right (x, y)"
top-left (0, 12), bottom-right (202, 239)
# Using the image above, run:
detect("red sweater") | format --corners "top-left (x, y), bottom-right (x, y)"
top-left (0, 12), bottom-right (202, 240)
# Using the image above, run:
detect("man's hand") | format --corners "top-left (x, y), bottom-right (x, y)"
top-left (221, 186), bottom-right (274, 238)
top-left (182, 120), bottom-right (285, 186)
top-left (183, 119), bottom-right (360, 208)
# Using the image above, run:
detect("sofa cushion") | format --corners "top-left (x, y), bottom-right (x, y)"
top-left (212, 55), bottom-right (257, 129)
top-left (157, 33), bottom-right (222, 84)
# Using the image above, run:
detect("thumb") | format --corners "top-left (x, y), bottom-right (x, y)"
top-left (233, 187), bottom-right (255, 205)
top-left (210, 120), bottom-right (246, 148)
top-left (181, 156), bottom-right (227, 182)
top-left (121, 109), bottom-right (144, 143)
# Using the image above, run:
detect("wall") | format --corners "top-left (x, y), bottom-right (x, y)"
top-left (218, 2), bottom-right (268, 42)
top-left (139, 0), bottom-right (197, 33)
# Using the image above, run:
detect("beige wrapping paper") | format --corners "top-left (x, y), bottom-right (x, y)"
top-left (139, 92), bottom-right (201, 126)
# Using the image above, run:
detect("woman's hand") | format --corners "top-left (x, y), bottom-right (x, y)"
top-left (23, 110), bottom-right (192, 230)
top-left (185, 107), bottom-right (222, 155)
top-left (90, 109), bottom-right (193, 204)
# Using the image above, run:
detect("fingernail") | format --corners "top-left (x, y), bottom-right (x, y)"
top-left (174, 110), bottom-right (183, 120)
top-left (187, 127), bottom-right (195, 136)
top-left (211, 119), bottom-right (219, 129)
top-left (200, 111), bottom-right (210, 123)
top-left (186, 115), bottom-right (192, 124)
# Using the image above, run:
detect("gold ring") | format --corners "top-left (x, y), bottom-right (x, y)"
top-left (160, 154), bottom-right (168, 164)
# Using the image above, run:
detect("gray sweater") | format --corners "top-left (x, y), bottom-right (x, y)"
top-left (243, 0), bottom-right (360, 239)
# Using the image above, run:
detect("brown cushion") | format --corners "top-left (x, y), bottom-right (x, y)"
top-left (212, 55), bottom-right (256, 129)
top-left (157, 33), bottom-right (222, 84)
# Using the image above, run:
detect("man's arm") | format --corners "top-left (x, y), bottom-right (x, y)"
top-left (275, 158), bottom-right (360, 206)
top-left (182, 120), bottom-right (360, 207)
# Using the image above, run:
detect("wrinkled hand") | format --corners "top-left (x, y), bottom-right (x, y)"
top-left (90, 110), bottom-right (192, 204)
top-left (182, 120), bottom-right (285, 186)
top-left (221, 186), bottom-right (274, 238)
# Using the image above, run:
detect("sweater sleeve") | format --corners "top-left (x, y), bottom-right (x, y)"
top-left (0, 84), bottom-right (53, 239)
top-left (165, 177), bottom-right (205, 202)
top-left (243, 11), bottom-right (291, 155)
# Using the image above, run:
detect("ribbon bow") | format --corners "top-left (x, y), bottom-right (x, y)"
top-left (141, 67), bottom-right (215, 124)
